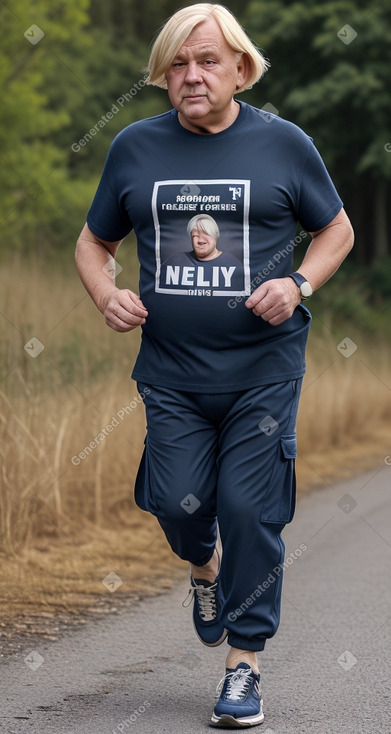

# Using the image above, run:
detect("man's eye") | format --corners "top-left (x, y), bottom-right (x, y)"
top-left (173, 62), bottom-right (185, 67)
top-left (204, 60), bottom-right (216, 66)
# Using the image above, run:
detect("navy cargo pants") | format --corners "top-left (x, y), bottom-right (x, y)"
top-left (135, 378), bottom-right (302, 652)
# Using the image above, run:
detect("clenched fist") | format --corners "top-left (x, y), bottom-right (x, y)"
top-left (245, 278), bottom-right (301, 326)
top-left (102, 288), bottom-right (148, 332)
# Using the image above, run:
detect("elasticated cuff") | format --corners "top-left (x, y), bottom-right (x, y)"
top-left (227, 634), bottom-right (266, 652)
top-left (190, 545), bottom-right (215, 567)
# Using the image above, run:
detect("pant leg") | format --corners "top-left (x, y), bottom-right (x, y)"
top-left (134, 383), bottom-right (219, 566)
top-left (216, 379), bottom-right (303, 652)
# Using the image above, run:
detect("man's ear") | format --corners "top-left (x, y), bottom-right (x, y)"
top-left (235, 53), bottom-right (252, 92)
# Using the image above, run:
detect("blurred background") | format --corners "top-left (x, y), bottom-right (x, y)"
top-left (1, 0), bottom-right (391, 632)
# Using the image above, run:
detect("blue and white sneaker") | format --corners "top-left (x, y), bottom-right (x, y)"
top-left (211, 662), bottom-right (264, 728)
top-left (182, 549), bottom-right (227, 647)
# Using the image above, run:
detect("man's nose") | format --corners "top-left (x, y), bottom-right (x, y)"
top-left (184, 60), bottom-right (203, 84)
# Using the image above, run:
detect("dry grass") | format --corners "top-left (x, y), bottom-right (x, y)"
top-left (298, 336), bottom-right (391, 486)
top-left (1, 256), bottom-right (391, 633)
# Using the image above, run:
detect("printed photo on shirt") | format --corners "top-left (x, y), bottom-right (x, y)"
top-left (152, 180), bottom-right (251, 296)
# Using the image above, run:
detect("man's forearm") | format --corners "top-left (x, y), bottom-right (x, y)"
top-left (297, 209), bottom-right (354, 292)
top-left (75, 225), bottom-right (121, 314)
top-left (75, 223), bottom-right (148, 333)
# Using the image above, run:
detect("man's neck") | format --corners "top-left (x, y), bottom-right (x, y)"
top-left (178, 101), bottom-right (240, 135)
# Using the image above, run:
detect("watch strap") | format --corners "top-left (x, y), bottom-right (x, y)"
top-left (288, 272), bottom-right (307, 288)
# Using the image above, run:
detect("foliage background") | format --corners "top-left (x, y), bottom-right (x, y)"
top-left (1, 0), bottom-right (391, 627)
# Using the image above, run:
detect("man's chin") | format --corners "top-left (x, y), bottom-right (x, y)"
top-left (179, 100), bottom-right (211, 120)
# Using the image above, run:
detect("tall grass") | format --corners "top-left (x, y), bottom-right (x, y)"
top-left (1, 257), bottom-right (391, 553)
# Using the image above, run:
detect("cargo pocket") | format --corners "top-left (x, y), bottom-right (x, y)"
top-left (259, 434), bottom-right (297, 524)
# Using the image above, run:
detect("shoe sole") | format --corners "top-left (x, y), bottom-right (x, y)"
top-left (211, 706), bottom-right (264, 728)
top-left (194, 626), bottom-right (228, 647)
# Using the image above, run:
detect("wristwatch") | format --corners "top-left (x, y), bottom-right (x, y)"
top-left (288, 272), bottom-right (313, 301)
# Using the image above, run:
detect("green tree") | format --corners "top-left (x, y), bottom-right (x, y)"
top-left (0, 0), bottom-right (97, 253)
top-left (243, 0), bottom-right (391, 264)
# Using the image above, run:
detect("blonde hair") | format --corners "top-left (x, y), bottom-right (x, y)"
top-left (146, 3), bottom-right (269, 91)
top-left (187, 214), bottom-right (220, 240)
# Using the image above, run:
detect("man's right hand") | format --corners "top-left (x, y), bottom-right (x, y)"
top-left (102, 288), bottom-right (148, 332)
top-left (75, 224), bottom-right (148, 332)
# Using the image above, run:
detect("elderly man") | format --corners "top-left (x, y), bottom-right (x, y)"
top-left (75, 3), bottom-right (353, 728)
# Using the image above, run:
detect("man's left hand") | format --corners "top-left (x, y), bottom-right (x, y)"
top-left (245, 277), bottom-right (301, 326)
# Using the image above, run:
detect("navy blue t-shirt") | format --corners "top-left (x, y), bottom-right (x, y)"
top-left (87, 102), bottom-right (343, 392)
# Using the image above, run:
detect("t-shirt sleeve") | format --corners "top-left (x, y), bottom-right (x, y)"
top-left (296, 139), bottom-right (343, 232)
top-left (86, 140), bottom-right (133, 242)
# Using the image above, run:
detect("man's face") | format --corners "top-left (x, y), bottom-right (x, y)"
top-left (165, 17), bottom-right (245, 132)
top-left (191, 228), bottom-right (218, 261)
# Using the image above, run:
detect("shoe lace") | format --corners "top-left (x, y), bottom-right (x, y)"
top-left (215, 668), bottom-right (253, 701)
top-left (182, 580), bottom-right (218, 621)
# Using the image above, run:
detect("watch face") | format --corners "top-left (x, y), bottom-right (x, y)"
top-left (300, 281), bottom-right (313, 298)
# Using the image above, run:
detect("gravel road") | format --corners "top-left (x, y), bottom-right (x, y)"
top-left (1, 466), bottom-right (391, 734)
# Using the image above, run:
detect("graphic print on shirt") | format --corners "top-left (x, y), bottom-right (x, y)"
top-left (152, 180), bottom-right (251, 297)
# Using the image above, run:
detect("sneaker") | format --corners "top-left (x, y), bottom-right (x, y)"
top-left (211, 662), bottom-right (264, 728)
top-left (182, 548), bottom-right (227, 647)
